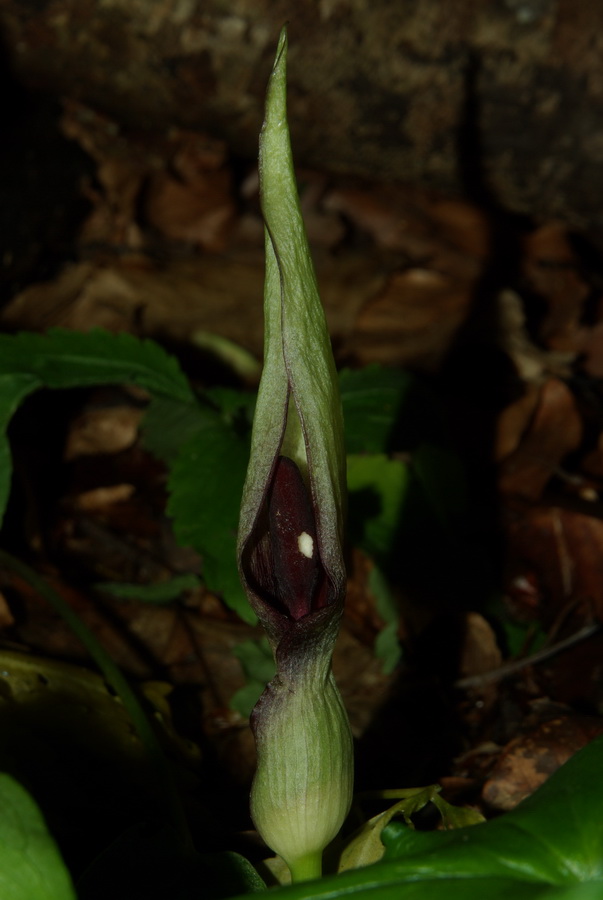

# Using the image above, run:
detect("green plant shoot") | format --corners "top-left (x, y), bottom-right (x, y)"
top-left (237, 26), bottom-right (353, 883)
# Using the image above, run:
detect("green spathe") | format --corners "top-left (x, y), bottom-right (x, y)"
top-left (251, 661), bottom-right (353, 880)
top-left (237, 27), bottom-right (352, 881)
top-left (238, 26), bottom-right (346, 610)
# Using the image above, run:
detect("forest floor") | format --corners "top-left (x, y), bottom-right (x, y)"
top-left (2, 87), bottom-right (603, 879)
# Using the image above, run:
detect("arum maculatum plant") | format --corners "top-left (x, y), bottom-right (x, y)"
top-left (237, 27), bottom-right (353, 885)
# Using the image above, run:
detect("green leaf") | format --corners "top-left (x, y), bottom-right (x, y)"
top-left (347, 457), bottom-right (410, 674)
top-left (95, 573), bottom-right (200, 604)
top-left (204, 387), bottom-right (256, 428)
top-left (339, 785), bottom-right (482, 872)
top-left (0, 329), bottom-right (194, 402)
top-left (229, 734), bottom-right (603, 899)
top-left (429, 792), bottom-right (485, 829)
top-left (0, 772), bottom-right (76, 900)
top-left (195, 851), bottom-right (266, 897)
top-left (141, 395), bottom-right (212, 464)
top-left (347, 454), bottom-right (411, 562)
top-left (339, 786), bottom-right (437, 872)
top-left (167, 420), bottom-right (255, 624)
top-left (143, 391), bottom-right (258, 621)
top-left (141, 390), bottom-right (254, 466)
top-left (142, 389), bottom-right (256, 620)
top-left (411, 440), bottom-right (468, 532)
top-left (374, 621), bottom-right (401, 675)
top-left (379, 733), bottom-right (603, 886)
top-left (340, 366), bottom-right (414, 454)
top-left (0, 330), bottom-right (193, 527)
top-left (368, 567), bottom-right (402, 674)
top-left (230, 638), bottom-right (276, 717)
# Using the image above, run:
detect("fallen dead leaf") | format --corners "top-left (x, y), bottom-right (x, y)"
top-left (494, 382), bottom-right (541, 462)
top-left (498, 378), bottom-right (583, 500)
top-left (351, 267), bottom-right (472, 370)
top-left (73, 484), bottom-right (136, 511)
top-left (428, 199), bottom-right (491, 260)
top-left (65, 400), bottom-right (143, 459)
top-left (144, 131), bottom-right (236, 252)
top-left (482, 711), bottom-right (603, 810)
top-left (522, 222), bottom-right (590, 353)
top-left (459, 612), bottom-right (502, 679)
top-left (505, 503), bottom-right (603, 627)
top-left (496, 289), bottom-right (567, 383)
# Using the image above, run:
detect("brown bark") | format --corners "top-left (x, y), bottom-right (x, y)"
top-left (2, 0), bottom-right (603, 241)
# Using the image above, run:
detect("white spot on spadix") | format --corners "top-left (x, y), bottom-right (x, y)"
top-left (298, 531), bottom-right (314, 559)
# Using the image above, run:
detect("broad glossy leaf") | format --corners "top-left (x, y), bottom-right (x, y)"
top-left (0, 773), bottom-right (75, 900)
top-left (381, 732), bottom-right (603, 884)
top-left (230, 734), bottom-right (603, 899)
top-left (339, 785), bottom-right (483, 872)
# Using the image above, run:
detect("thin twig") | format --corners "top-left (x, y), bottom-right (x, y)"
top-left (455, 622), bottom-right (601, 690)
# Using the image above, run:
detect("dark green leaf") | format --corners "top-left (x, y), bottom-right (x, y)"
top-left (196, 851), bottom-right (266, 897)
top-left (0, 772), bottom-right (76, 900)
top-left (141, 390), bottom-right (254, 466)
top-left (143, 390), bottom-right (256, 620)
top-left (167, 421), bottom-right (254, 623)
top-left (204, 387), bottom-right (256, 426)
top-left (339, 785), bottom-right (479, 872)
top-left (230, 638), bottom-right (276, 717)
top-left (229, 735), bottom-right (603, 899)
top-left (0, 329), bottom-right (194, 402)
top-left (368, 567), bottom-right (402, 674)
top-left (141, 396), bottom-right (213, 464)
top-left (340, 366), bottom-right (414, 454)
top-left (347, 454), bottom-right (411, 561)
top-left (430, 792), bottom-right (485, 829)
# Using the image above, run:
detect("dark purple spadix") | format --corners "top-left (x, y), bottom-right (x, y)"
top-left (268, 456), bottom-right (326, 620)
